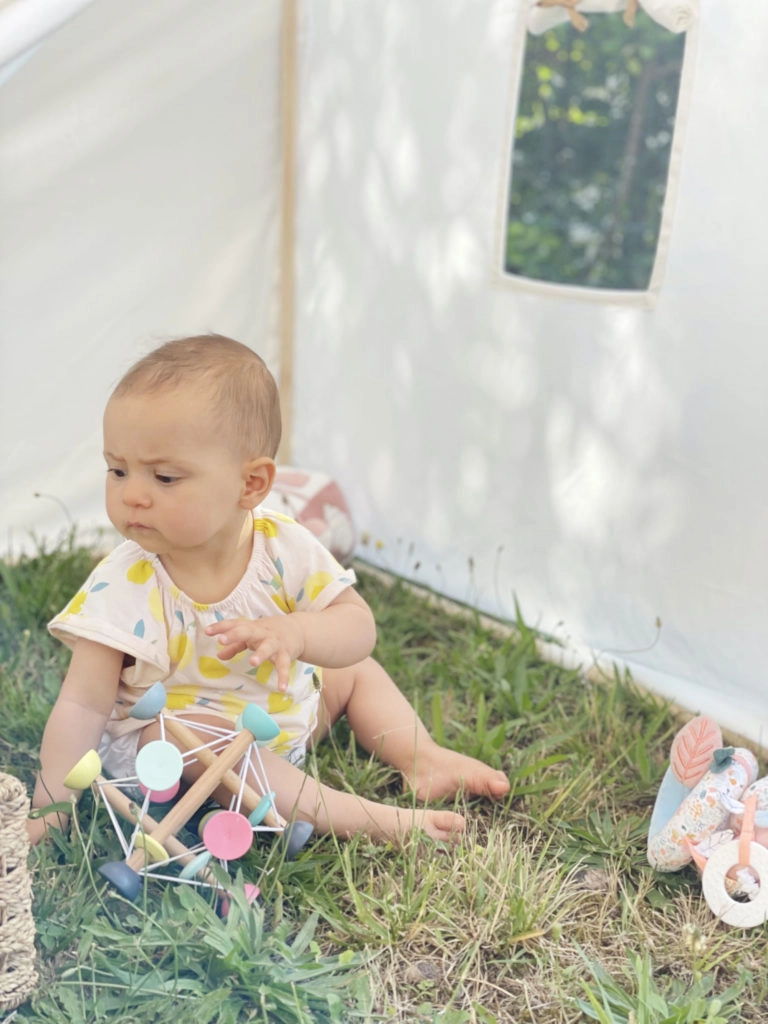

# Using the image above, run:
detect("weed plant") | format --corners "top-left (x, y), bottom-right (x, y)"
top-left (1, 537), bottom-right (767, 1021)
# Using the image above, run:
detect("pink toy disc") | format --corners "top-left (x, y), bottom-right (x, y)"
top-left (135, 740), bottom-right (184, 792)
top-left (198, 809), bottom-right (224, 839)
top-left (139, 779), bottom-right (181, 803)
top-left (202, 810), bottom-right (254, 860)
top-left (219, 883), bottom-right (260, 918)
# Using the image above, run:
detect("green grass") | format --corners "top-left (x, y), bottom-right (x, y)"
top-left (1, 536), bottom-right (767, 1021)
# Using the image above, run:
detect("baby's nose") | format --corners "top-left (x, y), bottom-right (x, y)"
top-left (123, 479), bottom-right (151, 507)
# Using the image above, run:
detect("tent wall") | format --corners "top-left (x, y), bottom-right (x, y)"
top-left (0, 0), bottom-right (283, 549)
top-left (2, 0), bottom-right (767, 746)
top-left (291, 1), bottom-right (768, 744)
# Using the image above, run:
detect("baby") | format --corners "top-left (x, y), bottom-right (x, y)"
top-left (29, 335), bottom-right (509, 846)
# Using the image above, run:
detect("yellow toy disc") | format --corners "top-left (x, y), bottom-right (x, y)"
top-left (133, 833), bottom-right (169, 864)
top-left (63, 749), bottom-right (102, 790)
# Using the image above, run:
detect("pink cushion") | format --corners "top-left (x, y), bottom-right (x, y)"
top-left (270, 466), bottom-right (356, 564)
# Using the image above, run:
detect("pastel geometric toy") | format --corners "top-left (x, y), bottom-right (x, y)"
top-left (63, 749), bottom-right (102, 790)
top-left (248, 792), bottom-right (277, 826)
top-left (128, 682), bottom-right (168, 720)
top-left (236, 704), bottom-right (281, 745)
top-left (203, 810), bottom-right (254, 860)
top-left (98, 860), bottom-right (143, 902)
top-left (63, 691), bottom-right (313, 904)
top-left (135, 740), bottom-right (184, 792)
top-left (282, 819), bottom-right (315, 859)
top-left (139, 779), bottom-right (181, 803)
top-left (179, 850), bottom-right (213, 881)
top-left (134, 832), bottom-right (171, 864)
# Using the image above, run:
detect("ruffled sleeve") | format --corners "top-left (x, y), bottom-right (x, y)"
top-left (254, 509), bottom-right (357, 616)
top-left (48, 541), bottom-right (170, 679)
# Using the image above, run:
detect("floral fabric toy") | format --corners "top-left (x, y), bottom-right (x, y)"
top-left (648, 716), bottom-right (768, 927)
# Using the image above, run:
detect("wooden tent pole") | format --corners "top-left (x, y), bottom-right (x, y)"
top-left (278, 0), bottom-right (299, 464)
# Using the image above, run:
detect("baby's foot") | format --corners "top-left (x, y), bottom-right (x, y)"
top-left (318, 783), bottom-right (467, 844)
top-left (418, 808), bottom-right (465, 842)
top-left (386, 806), bottom-right (465, 844)
top-left (404, 745), bottom-right (510, 803)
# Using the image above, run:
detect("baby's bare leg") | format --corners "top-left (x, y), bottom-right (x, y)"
top-left (268, 756), bottom-right (464, 843)
top-left (138, 715), bottom-right (463, 843)
top-left (318, 658), bottom-right (510, 802)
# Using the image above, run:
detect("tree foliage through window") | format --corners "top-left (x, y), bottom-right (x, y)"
top-left (505, 11), bottom-right (686, 291)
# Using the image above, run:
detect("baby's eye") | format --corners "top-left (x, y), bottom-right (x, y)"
top-left (155, 473), bottom-right (179, 485)
top-left (107, 467), bottom-right (126, 479)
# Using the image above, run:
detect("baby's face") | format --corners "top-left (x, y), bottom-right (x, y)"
top-left (103, 387), bottom-right (248, 557)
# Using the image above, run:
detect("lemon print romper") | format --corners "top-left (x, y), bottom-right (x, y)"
top-left (48, 510), bottom-right (357, 776)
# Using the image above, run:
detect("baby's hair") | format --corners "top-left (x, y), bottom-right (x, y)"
top-left (112, 334), bottom-right (282, 458)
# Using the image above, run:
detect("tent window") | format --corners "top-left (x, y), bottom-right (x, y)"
top-left (504, 10), bottom-right (686, 292)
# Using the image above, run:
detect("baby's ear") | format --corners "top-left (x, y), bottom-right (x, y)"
top-left (240, 457), bottom-right (276, 508)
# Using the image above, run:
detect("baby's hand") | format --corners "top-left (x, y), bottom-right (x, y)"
top-left (26, 816), bottom-right (48, 847)
top-left (205, 616), bottom-right (304, 691)
top-left (26, 813), bottom-right (64, 847)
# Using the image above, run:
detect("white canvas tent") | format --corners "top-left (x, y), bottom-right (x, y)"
top-left (2, 0), bottom-right (768, 746)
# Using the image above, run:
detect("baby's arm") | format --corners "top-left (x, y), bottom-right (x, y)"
top-left (28, 638), bottom-right (124, 845)
top-left (205, 588), bottom-right (376, 690)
